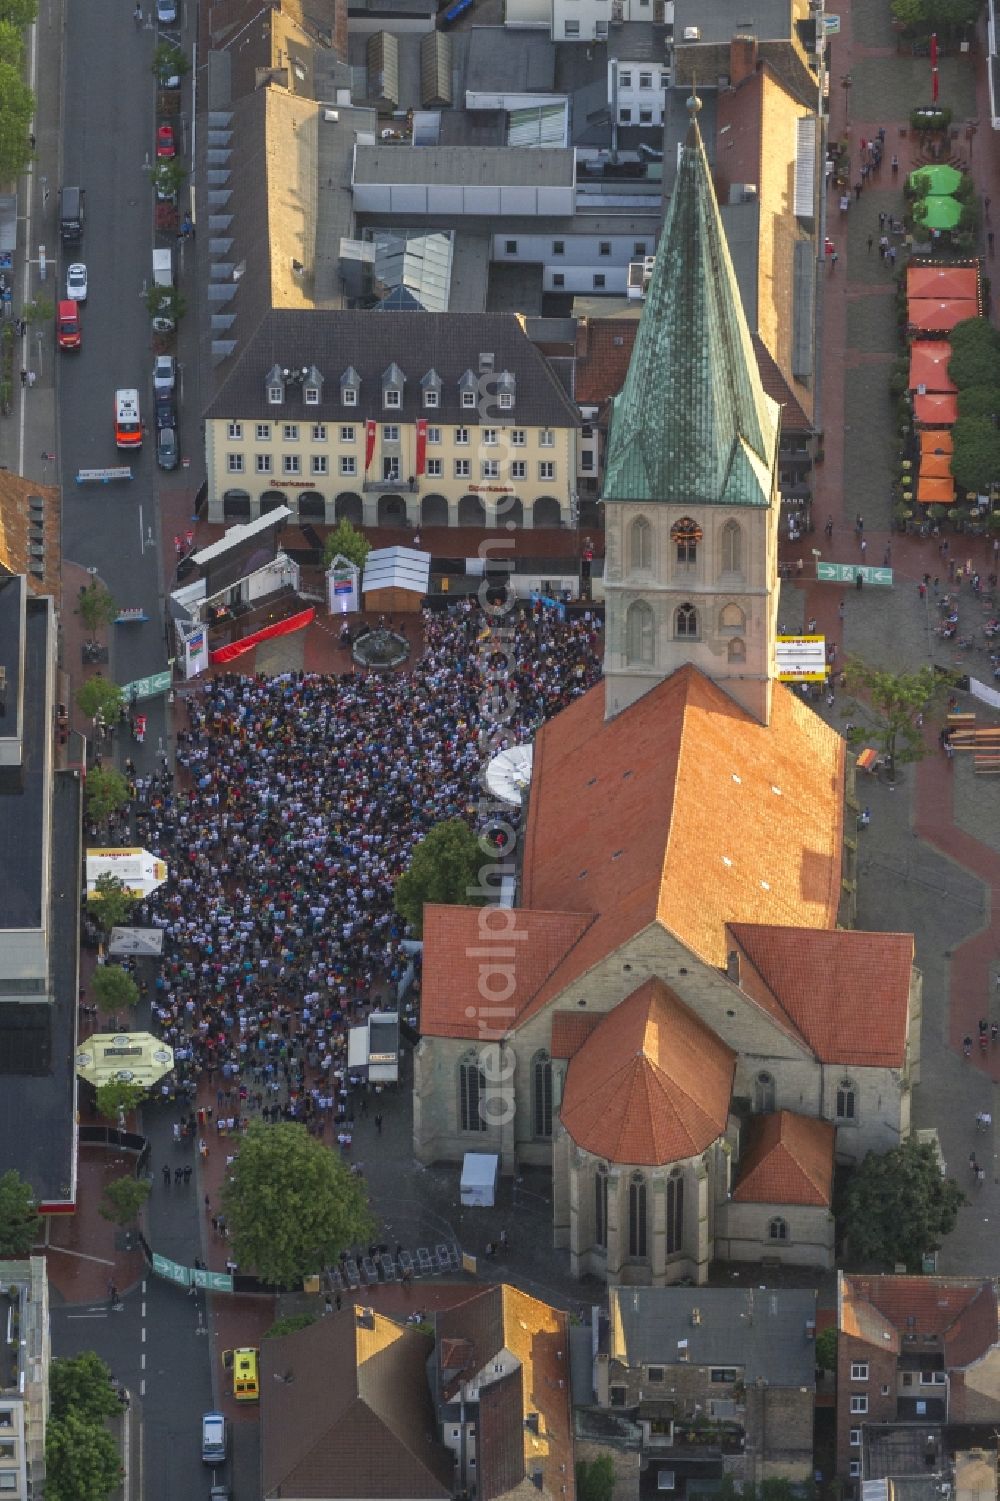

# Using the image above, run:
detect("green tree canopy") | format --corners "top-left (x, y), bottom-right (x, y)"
top-left (94, 1079), bottom-right (147, 1122)
top-left (952, 414), bottom-right (1000, 494)
top-left (89, 873), bottom-right (137, 933)
top-left (575, 1457), bottom-right (616, 1501)
top-left (49, 1353), bottom-right (120, 1424)
top-left (90, 964), bottom-right (139, 1012)
top-left (815, 1326), bottom-right (837, 1372)
top-left (0, 0), bottom-right (38, 25)
top-left (842, 1137), bottom-right (965, 1270)
top-left (948, 318), bottom-right (1000, 389)
top-left (76, 676), bottom-right (123, 725)
top-left (0, 60), bottom-right (34, 181)
top-left (85, 767), bottom-right (130, 826)
top-left (394, 818), bottom-right (486, 936)
top-left (152, 40), bottom-right (188, 80)
top-left (957, 384), bottom-right (1000, 421)
top-left (891, 0), bottom-right (981, 38)
top-left (264, 1312), bottom-right (318, 1338)
top-left (144, 284), bottom-right (186, 324)
top-left (323, 518), bottom-right (371, 571)
top-left (77, 583), bottom-right (118, 636)
top-left (221, 1120), bottom-right (375, 1286)
top-left (842, 659), bottom-right (952, 779)
top-left (0, 1168), bottom-right (36, 1256)
top-left (45, 1409), bottom-right (121, 1501)
top-left (151, 159), bottom-right (187, 198)
top-left (0, 18), bottom-right (23, 65)
top-left (99, 1174), bottom-right (151, 1226)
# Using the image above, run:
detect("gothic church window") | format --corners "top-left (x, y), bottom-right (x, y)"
top-left (728, 638), bottom-right (746, 663)
top-left (628, 1172), bottom-right (648, 1258)
top-left (720, 603), bottom-right (745, 633)
top-left (626, 600), bottom-right (655, 664)
top-left (595, 1166), bottom-right (609, 1249)
top-left (666, 1171), bottom-right (684, 1255)
top-left (836, 1077), bottom-right (857, 1121)
top-left (671, 516), bottom-right (702, 566)
top-left (674, 603), bottom-right (699, 639)
top-left (630, 516), bottom-right (653, 571)
top-left (532, 1051), bottom-right (553, 1138)
top-left (459, 1052), bottom-right (488, 1133)
top-left (721, 520), bottom-right (743, 574)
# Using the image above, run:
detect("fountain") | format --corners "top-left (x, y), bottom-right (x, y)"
top-left (352, 623), bottom-right (411, 671)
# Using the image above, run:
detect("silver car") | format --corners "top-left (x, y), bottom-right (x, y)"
top-left (153, 354), bottom-right (176, 394)
top-left (66, 262), bottom-right (87, 302)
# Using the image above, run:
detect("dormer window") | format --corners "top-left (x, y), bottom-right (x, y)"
top-left (343, 388), bottom-right (357, 406)
top-left (458, 369), bottom-right (478, 411)
top-left (341, 365), bottom-right (360, 409)
top-left (382, 363), bottom-right (404, 412)
top-left (300, 365), bottom-right (323, 407)
top-left (385, 388), bottom-right (401, 408)
top-left (496, 370), bottom-right (516, 411)
top-left (267, 383), bottom-right (283, 405)
top-left (304, 385), bottom-right (320, 406)
top-left (265, 363), bottom-right (285, 405)
top-left (424, 388), bottom-right (439, 408)
top-left (462, 390), bottom-right (476, 408)
top-left (421, 368), bottom-right (442, 410)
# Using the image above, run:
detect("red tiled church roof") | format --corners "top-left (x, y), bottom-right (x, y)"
top-left (732, 1110), bottom-right (834, 1206)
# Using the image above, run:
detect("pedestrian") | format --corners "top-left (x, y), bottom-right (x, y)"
top-left (183, 1164), bottom-right (192, 1184)
top-left (26, 370), bottom-right (35, 388)
top-left (856, 571), bottom-right (864, 591)
top-left (499, 1228), bottom-right (509, 1251)
top-left (883, 546), bottom-right (891, 566)
top-left (19, 368), bottom-right (26, 388)
top-left (888, 245), bottom-right (897, 267)
top-left (28, 132), bottom-right (34, 150)
top-left (855, 514), bottom-right (864, 536)
top-left (830, 249), bottom-right (838, 270)
top-left (335, 1291), bottom-right (342, 1310)
top-left (860, 538), bottom-right (867, 557)
top-left (989, 231), bottom-right (995, 256)
top-left (838, 600), bottom-right (846, 621)
top-left (204, 1193), bottom-right (211, 1215)
top-left (484, 1240), bottom-right (496, 1258)
top-left (879, 235), bottom-right (889, 258)
top-left (867, 233), bottom-right (874, 253)
top-left (374, 1111), bottom-right (383, 1134)
top-left (918, 580), bottom-right (926, 599)
top-left (825, 515), bottom-right (834, 539)
top-left (970, 1151), bottom-right (978, 1173)
top-left (879, 210), bottom-right (887, 230)
top-left (324, 1295), bottom-right (333, 1315)
top-left (162, 1163), bottom-right (170, 1185)
top-left (891, 154), bottom-right (898, 174)
top-left (807, 617), bottom-right (817, 633)
top-left (854, 181), bottom-right (862, 201)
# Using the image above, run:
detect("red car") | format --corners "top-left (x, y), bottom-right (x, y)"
top-left (156, 124), bottom-right (176, 158)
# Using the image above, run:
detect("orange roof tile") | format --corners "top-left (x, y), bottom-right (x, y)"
top-left (732, 1110), bottom-right (834, 1206)
top-left (0, 473), bottom-right (61, 604)
top-left (560, 977), bottom-right (735, 1165)
top-left (728, 925), bottom-right (912, 1067)
top-left (752, 336), bottom-right (811, 433)
top-left (419, 906), bottom-right (594, 1039)
top-left (840, 1275), bottom-right (998, 1367)
top-left (574, 319), bottom-right (639, 407)
top-left (518, 667), bottom-right (844, 1018)
top-left (549, 1012), bottom-right (603, 1058)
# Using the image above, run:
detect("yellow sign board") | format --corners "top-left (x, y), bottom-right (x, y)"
top-left (776, 635), bottom-right (828, 683)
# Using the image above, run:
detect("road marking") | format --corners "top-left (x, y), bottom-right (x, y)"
top-left (141, 1325), bottom-right (146, 1343)
top-left (141, 1353), bottom-right (146, 1369)
top-left (142, 1281), bottom-right (146, 1294)
top-left (140, 1378), bottom-right (145, 1398)
top-left (67, 1311), bottom-right (107, 1319)
top-left (141, 1302), bottom-right (146, 1318)
top-left (46, 1245), bottom-right (116, 1266)
top-left (139, 503), bottom-right (145, 553)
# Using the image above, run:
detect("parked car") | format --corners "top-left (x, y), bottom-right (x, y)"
top-left (156, 0), bottom-right (178, 22)
top-left (157, 425), bottom-right (179, 470)
top-left (156, 124), bottom-right (176, 158)
top-left (154, 393), bottom-right (177, 430)
top-left (66, 262), bottom-right (87, 302)
top-left (153, 354), bottom-right (176, 393)
top-left (57, 300), bottom-right (81, 351)
top-left (201, 1412), bottom-right (227, 1465)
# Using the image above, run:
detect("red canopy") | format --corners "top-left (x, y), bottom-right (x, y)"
top-left (907, 265), bottom-right (980, 301)
top-left (920, 453), bottom-right (953, 479)
top-left (920, 428), bottom-right (954, 455)
top-left (916, 476), bottom-right (956, 503)
top-left (914, 391), bottom-right (958, 424)
top-left (909, 340), bottom-right (956, 393)
top-left (908, 298), bottom-right (979, 333)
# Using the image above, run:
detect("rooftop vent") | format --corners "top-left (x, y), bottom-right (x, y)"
top-left (682, 25), bottom-right (700, 38)
top-left (324, 108), bottom-right (339, 121)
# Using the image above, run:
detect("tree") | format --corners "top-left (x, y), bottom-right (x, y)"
top-left (89, 873), bottom-right (137, 933)
top-left (94, 1079), bottom-right (147, 1122)
top-left (49, 1353), bottom-right (120, 1424)
top-left (815, 1326), bottom-right (837, 1372)
top-left (323, 518), bottom-right (371, 571)
top-left (0, 18), bottom-right (23, 65)
top-left (957, 385), bottom-right (1000, 421)
top-left (99, 1175), bottom-right (151, 1226)
top-left (22, 293), bottom-right (52, 325)
top-left (85, 767), bottom-right (130, 826)
top-left (394, 818), bottom-right (486, 936)
top-left (0, 61), bottom-right (34, 182)
top-left (842, 659), bottom-right (952, 780)
top-left (76, 676), bottom-right (123, 725)
top-left (948, 318), bottom-right (1000, 389)
top-left (45, 1409), bottom-right (122, 1501)
top-left (77, 582), bottom-right (118, 637)
top-left (576, 1456), bottom-right (616, 1501)
top-left (0, 0), bottom-right (38, 25)
top-left (144, 283), bottom-right (186, 325)
top-left (151, 159), bottom-right (186, 201)
top-left (842, 1137), bottom-right (965, 1270)
top-left (152, 40), bottom-right (188, 81)
top-left (220, 1120), bottom-right (375, 1286)
top-left (0, 1168), bottom-right (36, 1256)
top-left (952, 414), bottom-right (1000, 494)
top-left (264, 1312), bottom-right (318, 1339)
top-left (90, 964), bottom-right (140, 1013)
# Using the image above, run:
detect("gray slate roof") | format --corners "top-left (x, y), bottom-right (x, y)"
top-left (354, 144), bottom-right (575, 188)
top-left (611, 1286), bottom-right (817, 1387)
top-left (205, 309), bottom-right (582, 427)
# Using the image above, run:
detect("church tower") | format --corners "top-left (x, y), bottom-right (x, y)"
top-left (602, 95), bottom-right (782, 726)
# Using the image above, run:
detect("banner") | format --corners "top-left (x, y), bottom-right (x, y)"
top-left (365, 420), bottom-right (377, 472)
top-left (209, 607), bottom-right (315, 665)
top-left (416, 418), bottom-right (427, 477)
top-left (184, 625), bottom-right (209, 680)
top-left (86, 847), bottom-right (169, 899)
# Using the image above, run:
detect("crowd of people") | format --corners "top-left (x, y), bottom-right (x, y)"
top-left (128, 600), bottom-right (603, 1135)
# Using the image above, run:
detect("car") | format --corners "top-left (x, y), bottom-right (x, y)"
top-left (66, 262), bottom-right (87, 302)
top-left (153, 354), bottom-right (176, 393)
top-left (154, 167), bottom-right (177, 203)
top-left (156, 0), bottom-right (177, 22)
top-left (209, 1487), bottom-right (230, 1501)
top-left (157, 425), bottom-right (179, 470)
top-left (201, 1412), bottom-right (227, 1466)
top-left (156, 124), bottom-right (176, 158)
top-left (154, 393), bottom-right (176, 430)
top-left (57, 300), bottom-right (81, 351)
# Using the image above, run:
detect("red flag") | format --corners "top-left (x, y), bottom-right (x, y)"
top-left (365, 420), bottom-right (376, 472)
top-left (415, 418), bottom-right (427, 477)
top-left (930, 32), bottom-right (939, 102)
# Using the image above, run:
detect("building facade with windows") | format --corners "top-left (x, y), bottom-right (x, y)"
top-left (204, 310), bottom-right (580, 526)
top-left (0, 1260), bottom-right (49, 1501)
top-left (412, 101), bottom-right (921, 1289)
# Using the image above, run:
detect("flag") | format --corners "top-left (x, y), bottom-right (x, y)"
top-left (415, 418), bottom-right (427, 477)
top-left (365, 420), bottom-right (376, 472)
top-left (930, 32), bottom-right (938, 102)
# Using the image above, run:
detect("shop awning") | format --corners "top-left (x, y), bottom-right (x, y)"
top-left (917, 476), bottom-right (956, 503)
top-left (907, 265), bottom-right (979, 301)
top-left (914, 392), bottom-right (959, 424)
top-left (909, 341), bottom-right (956, 393)
top-left (920, 453), bottom-right (953, 479)
top-left (908, 298), bottom-right (979, 333)
top-left (909, 164), bottom-right (963, 195)
top-left (920, 428), bottom-right (954, 455)
top-left (75, 1032), bottom-right (175, 1088)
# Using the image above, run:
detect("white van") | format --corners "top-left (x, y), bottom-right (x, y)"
top-left (151, 248), bottom-right (175, 331)
top-left (201, 1411), bottom-right (227, 1465)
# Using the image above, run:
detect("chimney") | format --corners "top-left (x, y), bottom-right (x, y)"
top-left (729, 33), bottom-right (758, 86)
top-left (726, 950), bottom-right (740, 985)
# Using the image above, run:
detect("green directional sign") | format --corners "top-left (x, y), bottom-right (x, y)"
top-left (152, 1253), bottom-right (190, 1287)
top-left (816, 563), bottom-right (893, 588)
top-left (120, 669), bottom-right (173, 702)
top-left (193, 1268), bottom-right (234, 1292)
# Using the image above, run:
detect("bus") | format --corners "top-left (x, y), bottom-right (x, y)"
top-left (115, 388), bottom-right (142, 449)
top-left (222, 1347), bottom-right (259, 1403)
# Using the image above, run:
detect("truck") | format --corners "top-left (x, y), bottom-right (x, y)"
top-left (151, 247), bottom-right (174, 331)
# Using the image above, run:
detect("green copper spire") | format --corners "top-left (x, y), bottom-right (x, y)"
top-left (603, 93), bottom-right (780, 507)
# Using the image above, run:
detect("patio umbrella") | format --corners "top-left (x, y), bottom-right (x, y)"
top-left (915, 392), bottom-right (958, 424)
top-left (75, 1032), bottom-right (175, 1089)
top-left (908, 298), bottom-right (979, 333)
top-left (916, 476), bottom-right (955, 503)
top-left (909, 164), bottom-right (962, 195)
top-left (917, 195), bottom-right (963, 231)
top-left (920, 429), bottom-right (954, 455)
top-left (920, 453), bottom-right (952, 480)
top-left (907, 265), bottom-right (979, 301)
top-left (909, 340), bottom-right (956, 393)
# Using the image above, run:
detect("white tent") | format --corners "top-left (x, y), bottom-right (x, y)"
top-left (361, 546), bottom-right (431, 597)
top-left (460, 1152), bottom-right (498, 1208)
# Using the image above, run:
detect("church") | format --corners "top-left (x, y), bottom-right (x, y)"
top-left (412, 98), bottom-right (922, 1287)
